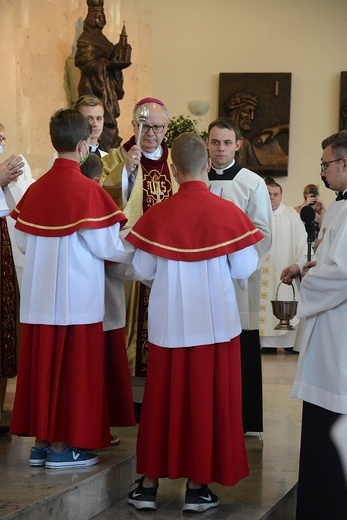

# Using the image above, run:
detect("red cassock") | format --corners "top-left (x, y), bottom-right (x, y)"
top-left (126, 181), bottom-right (263, 485)
top-left (10, 159), bottom-right (133, 448)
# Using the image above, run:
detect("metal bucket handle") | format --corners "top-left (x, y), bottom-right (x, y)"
top-left (275, 281), bottom-right (296, 301)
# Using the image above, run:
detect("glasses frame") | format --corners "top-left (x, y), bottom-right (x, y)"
top-left (0, 136), bottom-right (6, 143)
top-left (137, 123), bottom-right (165, 135)
top-left (320, 157), bottom-right (344, 172)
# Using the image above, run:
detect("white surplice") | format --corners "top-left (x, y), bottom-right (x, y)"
top-left (132, 246), bottom-right (258, 348)
top-left (208, 167), bottom-right (272, 329)
top-left (15, 223), bottom-right (133, 325)
top-left (291, 200), bottom-right (347, 413)
top-left (259, 202), bottom-right (307, 346)
top-left (6, 156), bottom-right (34, 288)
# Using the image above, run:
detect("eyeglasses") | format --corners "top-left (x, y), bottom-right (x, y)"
top-left (320, 157), bottom-right (344, 172)
top-left (138, 124), bottom-right (165, 134)
top-left (0, 136), bottom-right (6, 143)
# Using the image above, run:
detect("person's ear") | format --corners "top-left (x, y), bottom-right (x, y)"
top-left (235, 139), bottom-right (243, 151)
top-left (206, 157), bottom-right (212, 172)
top-left (170, 163), bottom-right (178, 178)
top-left (163, 121), bottom-right (169, 135)
top-left (77, 140), bottom-right (84, 155)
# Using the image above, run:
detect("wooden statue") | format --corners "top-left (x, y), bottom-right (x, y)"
top-left (75, 0), bottom-right (132, 151)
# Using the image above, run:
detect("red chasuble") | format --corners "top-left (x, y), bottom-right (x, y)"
top-left (11, 158), bottom-right (127, 237)
top-left (126, 181), bottom-right (263, 260)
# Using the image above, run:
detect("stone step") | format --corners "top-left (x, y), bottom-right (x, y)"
top-left (0, 426), bottom-right (137, 520)
top-left (93, 485), bottom-right (297, 520)
top-left (92, 435), bottom-right (297, 520)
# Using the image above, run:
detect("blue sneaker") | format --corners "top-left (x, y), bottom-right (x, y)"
top-left (29, 445), bottom-right (50, 466)
top-left (45, 446), bottom-right (99, 469)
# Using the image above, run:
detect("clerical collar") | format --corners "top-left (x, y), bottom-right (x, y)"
top-left (213, 160), bottom-right (235, 175)
top-left (208, 160), bottom-right (242, 181)
top-left (142, 145), bottom-right (163, 160)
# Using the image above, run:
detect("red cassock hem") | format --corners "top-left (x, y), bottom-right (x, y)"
top-left (10, 323), bottom-right (111, 449)
top-left (104, 328), bottom-right (136, 426)
top-left (136, 339), bottom-right (249, 486)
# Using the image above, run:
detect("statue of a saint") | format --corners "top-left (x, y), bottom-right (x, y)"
top-left (75, 0), bottom-right (132, 151)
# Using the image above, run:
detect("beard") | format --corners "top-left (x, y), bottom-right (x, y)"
top-left (321, 175), bottom-right (331, 190)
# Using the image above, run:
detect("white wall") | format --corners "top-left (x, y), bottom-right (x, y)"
top-left (152, 0), bottom-right (347, 207)
top-left (2, 0), bottom-right (347, 208)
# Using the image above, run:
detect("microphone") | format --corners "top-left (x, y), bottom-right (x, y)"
top-left (300, 206), bottom-right (316, 228)
top-left (300, 206), bottom-right (316, 261)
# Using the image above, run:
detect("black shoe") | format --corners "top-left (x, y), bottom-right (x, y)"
top-left (261, 347), bottom-right (277, 354)
top-left (183, 484), bottom-right (219, 513)
top-left (128, 476), bottom-right (158, 511)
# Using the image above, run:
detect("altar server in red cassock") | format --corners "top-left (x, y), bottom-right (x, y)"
top-left (125, 132), bottom-right (263, 512)
top-left (9, 109), bottom-right (134, 469)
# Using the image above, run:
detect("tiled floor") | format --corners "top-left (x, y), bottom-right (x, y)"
top-left (0, 350), bottom-right (302, 519)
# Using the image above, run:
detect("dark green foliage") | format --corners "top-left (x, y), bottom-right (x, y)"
top-left (165, 115), bottom-right (208, 148)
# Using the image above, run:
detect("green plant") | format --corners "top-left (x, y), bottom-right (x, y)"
top-left (165, 115), bottom-right (208, 148)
